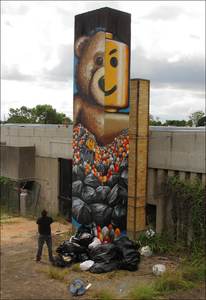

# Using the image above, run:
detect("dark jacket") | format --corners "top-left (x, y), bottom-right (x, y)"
top-left (36, 216), bottom-right (53, 235)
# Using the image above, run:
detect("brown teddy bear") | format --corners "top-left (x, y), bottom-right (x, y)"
top-left (74, 31), bottom-right (129, 145)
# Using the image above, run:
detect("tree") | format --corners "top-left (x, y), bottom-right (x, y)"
top-left (7, 106), bottom-right (34, 123)
top-left (188, 110), bottom-right (204, 127)
top-left (197, 116), bottom-right (206, 127)
top-left (149, 114), bottom-right (162, 126)
top-left (163, 120), bottom-right (188, 127)
top-left (6, 105), bottom-right (73, 125)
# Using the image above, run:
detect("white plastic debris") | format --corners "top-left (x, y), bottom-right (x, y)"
top-left (145, 228), bottom-right (155, 238)
top-left (140, 246), bottom-right (152, 257)
top-left (88, 237), bottom-right (101, 249)
top-left (80, 260), bottom-right (94, 271)
top-left (152, 264), bottom-right (166, 276)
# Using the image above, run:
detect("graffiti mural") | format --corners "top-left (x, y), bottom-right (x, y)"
top-left (72, 8), bottom-right (131, 236)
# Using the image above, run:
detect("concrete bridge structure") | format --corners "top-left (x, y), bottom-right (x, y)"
top-left (1, 123), bottom-right (205, 233)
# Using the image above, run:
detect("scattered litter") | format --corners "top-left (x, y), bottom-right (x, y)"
top-left (152, 264), bottom-right (166, 276)
top-left (140, 246), bottom-right (152, 257)
top-left (69, 279), bottom-right (87, 296)
top-left (85, 283), bottom-right (92, 290)
top-left (80, 260), bottom-right (94, 271)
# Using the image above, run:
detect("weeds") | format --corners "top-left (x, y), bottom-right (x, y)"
top-left (137, 231), bottom-right (173, 254)
top-left (155, 271), bottom-right (194, 293)
top-left (129, 284), bottom-right (158, 300)
top-left (71, 263), bottom-right (81, 272)
top-left (92, 289), bottom-right (115, 300)
top-left (44, 267), bottom-right (68, 281)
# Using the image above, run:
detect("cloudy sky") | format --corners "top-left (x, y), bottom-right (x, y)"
top-left (1, 1), bottom-right (205, 121)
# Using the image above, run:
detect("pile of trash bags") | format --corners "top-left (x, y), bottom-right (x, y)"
top-left (54, 225), bottom-right (140, 273)
top-left (72, 124), bottom-right (129, 231)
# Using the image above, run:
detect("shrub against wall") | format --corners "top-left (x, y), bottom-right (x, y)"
top-left (165, 176), bottom-right (205, 248)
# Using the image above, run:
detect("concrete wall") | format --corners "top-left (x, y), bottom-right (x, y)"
top-left (1, 124), bottom-right (72, 214)
top-left (148, 128), bottom-right (205, 173)
top-left (35, 157), bottom-right (59, 214)
top-left (1, 124), bottom-right (73, 159)
top-left (1, 125), bottom-right (205, 226)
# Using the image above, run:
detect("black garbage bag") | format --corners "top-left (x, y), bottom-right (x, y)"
top-left (89, 262), bottom-right (118, 273)
top-left (90, 204), bottom-right (113, 227)
top-left (111, 205), bottom-right (127, 229)
top-left (107, 174), bottom-right (119, 188)
top-left (52, 255), bottom-right (73, 268)
top-left (114, 236), bottom-right (140, 271)
top-left (75, 224), bottom-right (92, 235)
top-left (96, 186), bottom-right (111, 203)
top-left (107, 184), bottom-right (120, 207)
top-left (82, 186), bottom-right (97, 204)
top-left (70, 233), bottom-right (93, 248)
top-left (78, 252), bottom-right (90, 262)
top-left (119, 170), bottom-right (128, 187)
top-left (84, 173), bottom-right (100, 188)
top-left (118, 185), bottom-right (128, 206)
top-left (56, 240), bottom-right (86, 255)
top-left (89, 243), bottom-right (118, 263)
top-left (89, 243), bottom-right (119, 273)
top-left (72, 180), bottom-right (83, 197)
top-left (72, 197), bottom-right (92, 225)
top-left (73, 165), bottom-right (85, 181)
top-left (56, 239), bottom-right (90, 264)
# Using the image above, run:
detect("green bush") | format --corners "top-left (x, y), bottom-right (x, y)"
top-left (165, 177), bottom-right (205, 249)
top-left (137, 231), bottom-right (173, 254)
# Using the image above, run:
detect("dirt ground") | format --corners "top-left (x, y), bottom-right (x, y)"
top-left (0, 217), bottom-right (205, 300)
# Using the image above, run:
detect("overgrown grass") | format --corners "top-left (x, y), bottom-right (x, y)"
top-left (129, 285), bottom-right (158, 300)
top-left (71, 263), bottom-right (81, 272)
top-left (92, 289), bottom-right (115, 300)
top-left (0, 206), bottom-right (18, 224)
top-left (43, 266), bottom-right (68, 281)
top-left (154, 271), bottom-right (194, 293)
top-left (137, 232), bottom-right (174, 254)
top-left (130, 267), bottom-right (201, 300)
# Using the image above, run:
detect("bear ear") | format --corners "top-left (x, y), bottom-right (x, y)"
top-left (74, 36), bottom-right (90, 58)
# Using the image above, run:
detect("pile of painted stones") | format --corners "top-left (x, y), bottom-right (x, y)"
top-left (72, 124), bottom-right (129, 231)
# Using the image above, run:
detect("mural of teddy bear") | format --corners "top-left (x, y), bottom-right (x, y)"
top-left (74, 31), bottom-right (129, 145)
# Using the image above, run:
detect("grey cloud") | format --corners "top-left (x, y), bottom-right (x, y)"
top-left (131, 48), bottom-right (205, 92)
top-left (142, 6), bottom-right (184, 21)
top-left (1, 65), bottom-right (35, 81)
top-left (43, 44), bottom-right (74, 82)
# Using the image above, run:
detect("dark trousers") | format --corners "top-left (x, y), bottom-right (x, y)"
top-left (36, 234), bottom-right (53, 261)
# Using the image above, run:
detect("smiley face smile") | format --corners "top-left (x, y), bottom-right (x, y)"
top-left (98, 76), bottom-right (117, 96)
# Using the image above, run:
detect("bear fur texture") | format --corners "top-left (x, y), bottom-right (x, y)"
top-left (74, 31), bottom-right (129, 145)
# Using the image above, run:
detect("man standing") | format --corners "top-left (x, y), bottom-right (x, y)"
top-left (36, 209), bottom-right (54, 263)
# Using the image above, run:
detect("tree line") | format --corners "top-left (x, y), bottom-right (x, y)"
top-left (2, 105), bottom-right (73, 125)
top-left (1, 105), bottom-right (205, 127)
top-left (150, 111), bottom-right (205, 127)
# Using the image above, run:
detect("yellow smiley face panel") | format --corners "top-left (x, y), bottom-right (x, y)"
top-left (104, 33), bottom-right (129, 111)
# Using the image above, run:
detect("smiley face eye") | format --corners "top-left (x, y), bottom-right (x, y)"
top-left (110, 57), bottom-right (118, 67)
top-left (95, 56), bottom-right (103, 66)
